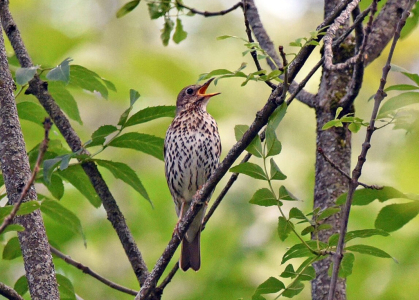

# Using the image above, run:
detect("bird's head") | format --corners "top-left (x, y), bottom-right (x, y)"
top-left (176, 78), bottom-right (220, 115)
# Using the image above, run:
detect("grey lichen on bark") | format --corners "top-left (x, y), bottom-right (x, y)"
top-left (0, 16), bottom-right (59, 300)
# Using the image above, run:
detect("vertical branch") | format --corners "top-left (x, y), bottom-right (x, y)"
top-left (0, 13), bottom-right (59, 300)
top-left (327, 8), bottom-right (411, 300)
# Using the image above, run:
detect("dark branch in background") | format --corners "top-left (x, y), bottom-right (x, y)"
top-left (176, 0), bottom-right (242, 17)
top-left (137, 3), bottom-right (360, 298)
top-left (50, 246), bottom-right (137, 296)
top-left (327, 8), bottom-right (411, 300)
top-left (0, 282), bottom-right (24, 300)
top-left (0, 118), bottom-right (52, 235)
top-left (0, 0), bottom-right (149, 285)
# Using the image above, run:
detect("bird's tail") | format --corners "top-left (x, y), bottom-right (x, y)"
top-left (180, 231), bottom-right (201, 271)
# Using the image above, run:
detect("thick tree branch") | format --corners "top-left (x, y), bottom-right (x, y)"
top-left (327, 7), bottom-right (411, 300)
top-left (50, 246), bottom-right (137, 296)
top-left (0, 118), bottom-right (51, 235)
top-left (0, 9), bottom-right (59, 299)
top-left (0, 0), bottom-right (149, 285)
top-left (0, 282), bottom-right (24, 300)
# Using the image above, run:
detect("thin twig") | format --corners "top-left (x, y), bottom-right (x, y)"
top-left (0, 118), bottom-right (52, 235)
top-left (50, 246), bottom-right (137, 296)
top-left (0, 282), bottom-right (24, 300)
top-left (176, 0), bottom-right (242, 17)
top-left (327, 8), bottom-right (411, 300)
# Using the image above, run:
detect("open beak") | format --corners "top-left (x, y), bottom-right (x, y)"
top-left (198, 78), bottom-right (220, 97)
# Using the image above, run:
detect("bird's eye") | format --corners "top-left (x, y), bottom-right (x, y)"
top-left (186, 88), bottom-right (194, 95)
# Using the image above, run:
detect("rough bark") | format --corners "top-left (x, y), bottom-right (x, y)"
top-left (0, 19), bottom-right (59, 300)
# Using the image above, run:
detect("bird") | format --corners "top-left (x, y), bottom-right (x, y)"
top-left (164, 78), bottom-right (221, 271)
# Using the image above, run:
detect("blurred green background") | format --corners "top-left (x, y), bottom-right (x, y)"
top-left (1, 1), bottom-right (419, 299)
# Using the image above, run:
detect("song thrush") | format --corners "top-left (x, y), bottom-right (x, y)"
top-left (164, 78), bottom-right (221, 271)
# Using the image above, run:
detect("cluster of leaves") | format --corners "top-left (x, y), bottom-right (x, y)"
top-left (116, 0), bottom-right (189, 46)
top-left (323, 66), bottom-right (419, 133)
top-left (228, 103), bottom-right (417, 299)
top-left (1, 58), bottom-right (176, 299)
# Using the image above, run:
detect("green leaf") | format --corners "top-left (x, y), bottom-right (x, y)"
top-left (229, 162), bottom-right (267, 180)
top-left (0, 224), bottom-right (24, 234)
top-left (254, 277), bottom-right (285, 295)
top-left (59, 165), bottom-right (101, 208)
top-left (69, 65), bottom-right (109, 99)
top-left (334, 107), bottom-right (343, 119)
top-left (116, 0), bottom-right (141, 18)
top-left (17, 102), bottom-right (48, 126)
top-left (15, 66), bottom-right (38, 85)
top-left (378, 92), bottom-right (419, 117)
top-left (43, 157), bottom-right (64, 184)
top-left (102, 78), bottom-right (117, 92)
top-left (339, 253), bottom-right (355, 278)
top-left (48, 81), bottom-right (82, 124)
top-left (277, 216), bottom-right (293, 241)
top-left (234, 125), bottom-right (263, 157)
top-left (86, 125), bottom-right (118, 148)
top-left (268, 102), bottom-right (287, 131)
top-left (56, 274), bottom-right (77, 300)
top-left (299, 266), bottom-right (316, 281)
top-left (300, 225), bottom-right (314, 236)
top-left (401, 4), bottom-right (419, 39)
top-left (385, 84), bottom-right (419, 92)
top-left (348, 122), bottom-right (362, 133)
top-left (41, 199), bottom-right (86, 245)
top-left (270, 159), bottom-right (286, 180)
top-left (281, 280), bottom-right (304, 298)
top-left (345, 244), bottom-right (392, 259)
top-left (328, 229), bottom-right (390, 246)
top-left (280, 264), bottom-right (296, 278)
top-left (375, 201), bottom-right (419, 232)
top-left (390, 65), bottom-right (419, 85)
top-left (249, 188), bottom-right (278, 207)
top-left (265, 127), bottom-right (282, 157)
top-left (278, 186), bottom-right (297, 201)
top-left (108, 132), bottom-right (164, 161)
top-left (0, 201), bottom-right (41, 223)
top-left (46, 174), bottom-right (65, 200)
top-left (3, 237), bottom-right (22, 260)
top-left (173, 18), bottom-right (187, 44)
top-left (161, 17), bottom-right (174, 46)
top-left (95, 159), bottom-right (151, 204)
top-left (282, 241), bottom-right (327, 264)
top-left (14, 275), bottom-right (28, 296)
top-left (289, 207), bottom-right (308, 220)
top-left (130, 89), bottom-right (141, 106)
top-left (147, 2), bottom-right (168, 19)
top-left (46, 58), bottom-right (72, 83)
top-left (336, 186), bottom-right (408, 205)
top-left (125, 106), bottom-right (176, 128)
top-left (322, 119), bottom-right (343, 130)
top-left (318, 207), bottom-right (340, 220)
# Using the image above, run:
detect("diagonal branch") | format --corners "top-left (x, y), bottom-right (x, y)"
top-left (327, 7), bottom-right (411, 300)
top-left (0, 282), bottom-right (24, 300)
top-left (0, 0), bottom-right (149, 285)
top-left (176, 1), bottom-right (242, 17)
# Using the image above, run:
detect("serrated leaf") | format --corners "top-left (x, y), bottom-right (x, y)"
top-left (270, 159), bottom-right (286, 180)
top-left (108, 132), bottom-right (164, 161)
top-left (16, 66), bottom-right (38, 85)
top-left (56, 274), bottom-right (76, 300)
top-left (345, 244), bottom-right (392, 259)
top-left (268, 102), bottom-right (287, 131)
top-left (234, 125), bottom-right (263, 157)
top-left (116, 0), bottom-right (141, 18)
top-left (0, 224), bottom-right (24, 234)
top-left (328, 229), bottom-right (390, 246)
top-left (130, 89), bottom-right (140, 106)
top-left (3, 237), bottom-right (22, 260)
top-left (95, 159), bottom-right (151, 205)
top-left (69, 65), bottom-right (109, 99)
top-left (278, 216), bottom-right (293, 241)
top-left (322, 119), bottom-right (343, 130)
top-left (14, 275), bottom-right (28, 296)
top-left (48, 81), bottom-right (82, 124)
top-left (375, 201), bottom-right (419, 232)
top-left (161, 17), bottom-right (174, 46)
top-left (17, 102), bottom-right (48, 126)
top-left (249, 188), bottom-right (278, 207)
top-left (230, 162), bottom-right (267, 180)
top-left (41, 199), bottom-right (86, 245)
top-left (278, 186), bottom-right (297, 201)
top-left (281, 280), bottom-right (304, 297)
top-left (339, 253), bottom-right (355, 278)
top-left (46, 58), bottom-right (72, 83)
top-left (289, 207), bottom-right (307, 220)
top-left (254, 277), bottom-right (285, 295)
top-left (87, 125), bottom-right (118, 148)
top-left (265, 127), bottom-right (282, 157)
top-left (336, 186), bottom-right (408, 205)
top-left (384, 84), bottom-right (419, 92)
top-left (173, 18), bottom-right (187, 44)
top-left (59, 165), bottom-right (101, 208)
top-left (280, 264), bottom-right (296, 278)
top-left (318, 207), bottom-right (340, 220)
top-left (378, 92), bottom-right (419, 117)
top-left (125, 106), bottom-right (175, 127)
top-left (118, 107), bottom-right (133, 127)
